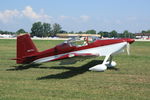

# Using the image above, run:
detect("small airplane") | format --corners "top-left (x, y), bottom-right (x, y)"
top-left (0, 34), bottom-right (13, 38)
top-left (12, 34), bottom-right (134, 71)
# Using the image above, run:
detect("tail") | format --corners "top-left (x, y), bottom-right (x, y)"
top-left (15, 34), bottom-right (38, 64)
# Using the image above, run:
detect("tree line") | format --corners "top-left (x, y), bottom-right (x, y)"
top-left (0, 22), bottom-right (62, 37)
top-left (1, 21), bottom-right (150, 38)
top-left (31, 22), bottom-right (62, 37)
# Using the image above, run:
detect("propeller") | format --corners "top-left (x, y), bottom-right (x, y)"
top-left (126, 43), bottom-right (130, 55)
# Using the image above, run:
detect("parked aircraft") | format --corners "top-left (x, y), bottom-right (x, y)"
top-left (12, 34), bottom-right (134, 71)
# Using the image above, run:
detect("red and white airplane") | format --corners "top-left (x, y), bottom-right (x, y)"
top-left (12, 34), bottom-right (134, 71)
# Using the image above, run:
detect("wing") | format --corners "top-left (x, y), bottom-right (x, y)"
top-left (53, 53), bottom-right (99, 65)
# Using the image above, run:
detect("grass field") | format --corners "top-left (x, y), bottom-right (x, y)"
top-left (0, 39), bottom-right (150, 100)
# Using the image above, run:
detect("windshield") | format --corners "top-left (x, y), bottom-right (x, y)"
top-left (64, 36), bottom-right (100, 47)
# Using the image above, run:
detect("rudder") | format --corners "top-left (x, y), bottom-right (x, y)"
top-left (17, 34), bottom-right (38, 64)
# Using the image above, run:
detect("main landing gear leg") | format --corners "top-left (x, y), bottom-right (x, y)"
top-left (89, 54), bottom-right (117, 72)
top-left (89, 54), bottom-right (110, 71)
top-left (106, 55), bottom-right (117, 68)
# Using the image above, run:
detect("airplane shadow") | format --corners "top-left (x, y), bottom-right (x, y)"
top-left (37, 60), bottom-right (103, 80)
top-left (7, 60), bottom-right (119, 80)
top-left (7, 64), bottom-right (42, 71)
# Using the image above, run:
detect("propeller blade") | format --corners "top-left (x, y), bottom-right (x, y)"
top-left (126, 43), bottom-right (130, 55)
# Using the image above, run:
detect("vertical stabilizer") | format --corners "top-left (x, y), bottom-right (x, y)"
top-left (17, 34), bottom-right (38, 64)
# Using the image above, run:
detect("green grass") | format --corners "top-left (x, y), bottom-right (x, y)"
top-left (0, 39), bottom-right (150, 100)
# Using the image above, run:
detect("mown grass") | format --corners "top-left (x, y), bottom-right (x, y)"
top-left (0, 39), bottom-right (150, 100)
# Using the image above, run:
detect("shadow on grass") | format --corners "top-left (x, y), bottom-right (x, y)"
top-left (7, 64), bottom-right (42, 71)
top-left (37, 60), bottom-right (103, 80)
top-left (7, 60), bottom-right (119, 79)
top-left (37, 60), bottom-right (119, 80)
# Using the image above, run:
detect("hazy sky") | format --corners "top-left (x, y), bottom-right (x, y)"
top-left (0, 0), bottom-right (150, 33)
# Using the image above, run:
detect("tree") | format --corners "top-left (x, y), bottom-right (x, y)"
top-left (98, 31), bottom-right (104, 38)
top-left (86, 29), bottom-right (96, 34)
top-left (0, 30), bottom-right (3, 34)
top-left (31, 22), bottom-right (43, 37)
top-left (110, 30), bottom-right (118, 38)
top-left (52, 23), bottom-right (62, 37)
top-left (31, 22), bottom-right (52, 37)
top-left (78, 31), bottom-right (83, 34)
top-left (59, 30), bottom-right (68, 34)
top-left (141, 30), bottom-right (146, 33)
top-left (123, 30), bottom-right (134, 38)
top-left (146, 30), bottom-right (150, 33)
top-left (43, 23), bottom-right (51, 37)
top-left (0, 30), bottom-right (15, 35)
top-left (103, 31), bottom-right (109, 37)
top-left (123, 30), bottom-right (130, 38)
top-left (69, 31), bottom-right (74, 34)
top-left (16, 29), bottom-right (26, 35)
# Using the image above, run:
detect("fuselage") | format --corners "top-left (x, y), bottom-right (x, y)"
top-left (30, 38), bottom-right (134, 64)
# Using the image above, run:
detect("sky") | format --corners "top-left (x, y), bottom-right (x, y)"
top-left (0, 0), bottom-right (150, 33)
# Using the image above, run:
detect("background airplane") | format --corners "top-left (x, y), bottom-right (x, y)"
top-left (12, 34), bottom-right (134, 71)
